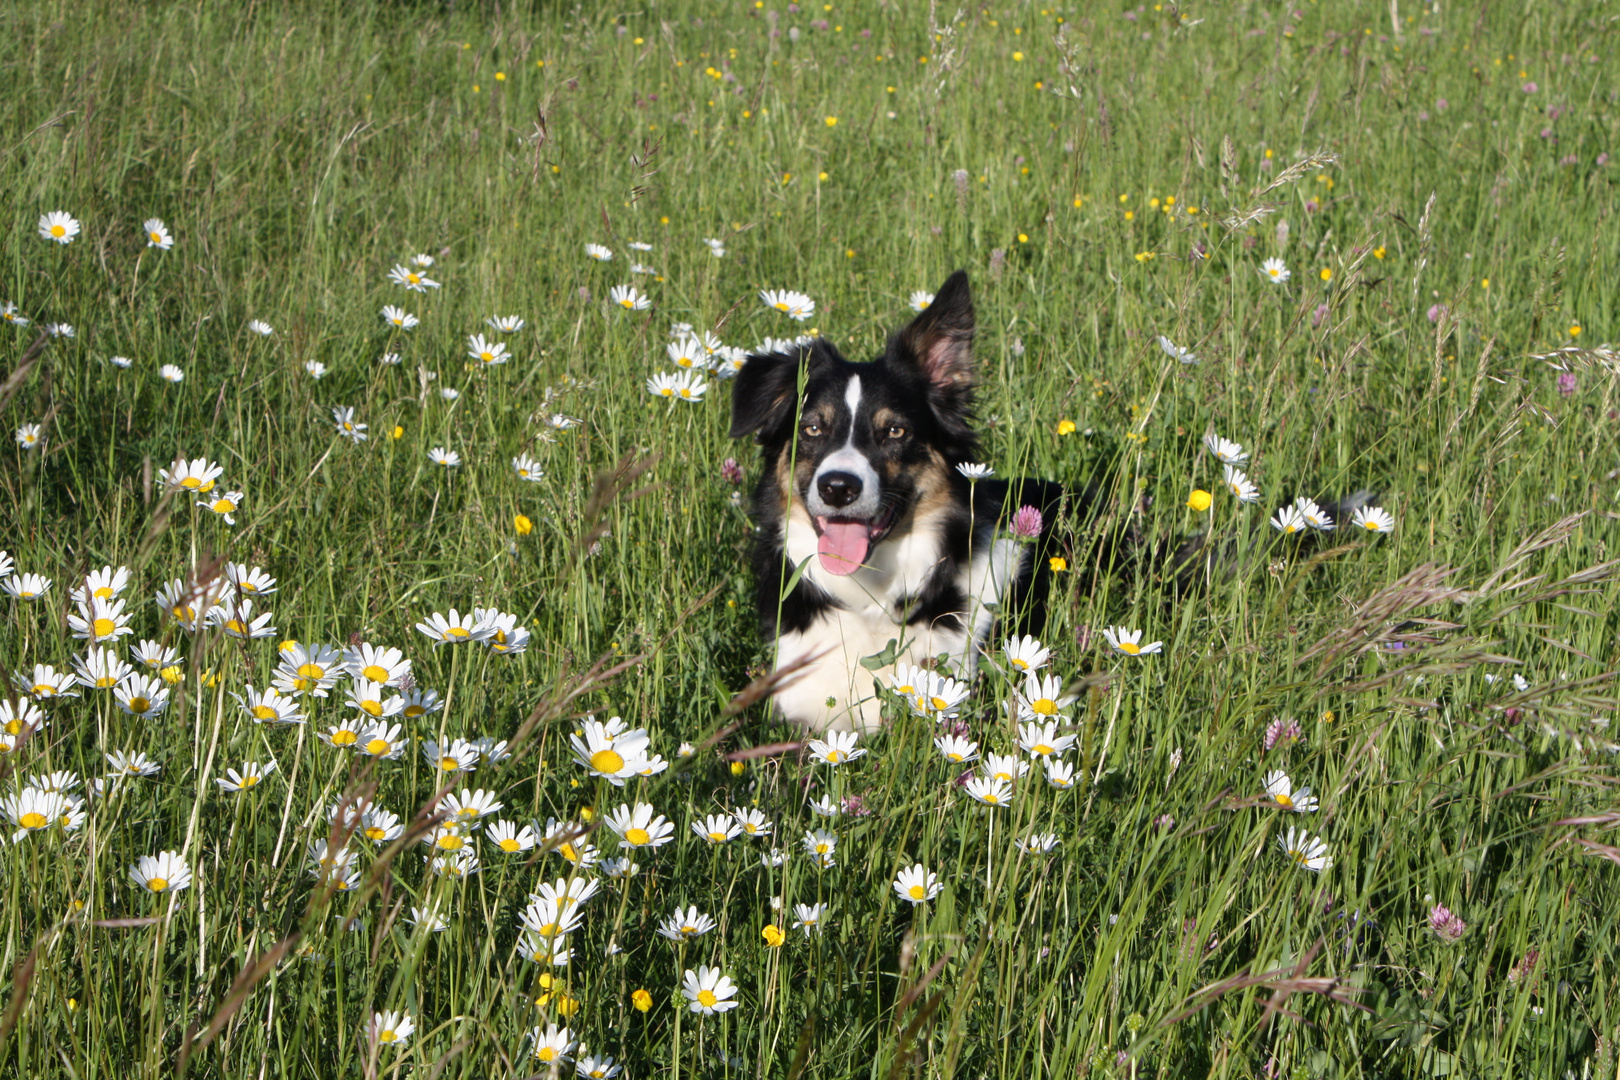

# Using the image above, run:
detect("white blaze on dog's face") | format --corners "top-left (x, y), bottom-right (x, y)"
top-left (804, 376), bottom-right (885, 574)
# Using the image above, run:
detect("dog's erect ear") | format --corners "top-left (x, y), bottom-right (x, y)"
top-left (729, 350), bottom-right (804, 441)
top-left (900, 270), bottom-right (975, 396)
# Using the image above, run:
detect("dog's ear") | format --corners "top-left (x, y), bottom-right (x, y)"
top-left (900, 270), bottom-right (975, 397)
top-left (729, 350), bottom-right (804, 442)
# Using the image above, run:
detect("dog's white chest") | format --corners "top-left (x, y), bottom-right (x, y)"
top-left (773, 505), bottom-right (1025, 731)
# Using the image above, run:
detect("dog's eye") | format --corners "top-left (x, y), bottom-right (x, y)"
top-left (886, 425), bottom-right (907, 440)
top-left (801, 423), bottom-right (823, 439)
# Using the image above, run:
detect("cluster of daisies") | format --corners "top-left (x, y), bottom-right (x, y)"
top-left (5, 210), bottom-right (191, 385)
top-left (1199, 434), bottom-right (1396, 534)
top-left (321, 254), bottom-right (587, 471)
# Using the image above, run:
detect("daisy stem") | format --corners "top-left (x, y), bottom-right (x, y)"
top-left (672, 945), bottom-right (684, 1080)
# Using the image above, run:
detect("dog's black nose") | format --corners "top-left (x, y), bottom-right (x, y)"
top-left (817, 471), bottom-right (862, 508)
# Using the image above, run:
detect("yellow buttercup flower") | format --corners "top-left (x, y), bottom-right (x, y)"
top-left (1186, 489), bottom-right (1212, 512)
top-left (1056, 419), bottom-right (1077, 436)
top-left (632, 989), bottom-right (652, 1012)
top-left (1049, 557), bottom-right (1068, 572)
top-left (515, 514), bottom-right (534, 535)
top-left (762, 924), bottom-right (785, 947)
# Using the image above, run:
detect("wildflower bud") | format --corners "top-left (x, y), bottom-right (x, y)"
top-left (632, 989), bottom-right (652, 1012)
top-left (1428, 904), bottom-right (1466, 942)
top-left (1009, 505), bottom-right (1044, 540)
top-left (762, 924), bottom-right (785, 948)
top-left (729, 760), bottom-right (746, 776)
top-left (1185, 489), bottom-right (1212, 512)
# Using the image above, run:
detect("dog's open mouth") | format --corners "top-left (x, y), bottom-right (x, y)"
top-left (813, 507), bottom-right (897, 576)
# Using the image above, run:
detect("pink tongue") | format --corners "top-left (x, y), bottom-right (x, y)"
top-left (817, 519), bottom-right (871, 575)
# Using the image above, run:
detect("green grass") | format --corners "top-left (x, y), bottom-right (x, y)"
top-left (1, 0), bottom-right (1619, 1076)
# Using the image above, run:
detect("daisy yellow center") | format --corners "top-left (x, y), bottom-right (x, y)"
top-left (1364, 520), bottom-right (1382, 531)
top-left (947, 752), bottom-right (965, 762)
top-left (365, 738), bottom-right (391, 755)
top-left (708, 831), bottom-right (728, 842)
top-left (697, 989), bottom-right (718, 1008)
top-left (150, 231), bottom-right (163, 243)
top-left (518, 468), bottom-right (530, 477)
top-left (364, 826), bottom-right (387, 841)
top-left (199, 479), bottom-right (215, 492)
top-left (406, 273), bottom-right (420, 285)
top-left (436, 833), bottom-right (464, 851)
top-left (444, 627), bottom-right (470, 639)
top-left (536, 920), bottom-right (561, 937)
top-left (225, 620), bottom-right (248, 635)
top-left (3, 721), bottom-right (20, 735)
top-left (560, 843), bottom-right (581, 861)
top-left (499, 837), bottom-right (521, 852)
top-left (930, 696), bottom-right (950, 711)
top-left (1275, 793), bottom-right (1294, 808)
top-left (983, 792), bottom-right (1001, 804)
top-left (773, 302), bottom-right (790, 312)
top-left (97, 677), bottom-right (119, 690)
top-left (251, 705), bottom-right (277, 720)
top-left (378, 1029), bottom-right (397, 1044)
top-left (91, 616), bottom-right (117, 637)
top-left (50, 224), bottom-right (66, 237)
top-left (1034, 743), bottom-right (1054, 756)
top-left (814, 842), bottom-right (830, 854)
top-left (240, 582), bottom-right (258, 592)
top-left (825, 750), bottom-right (843, 763)
top-left (1289, 849), bottom-right (1307, 864)
top-left (659, 388), bottom-right (674, 397)
top-left (34, 684), bottom-right (55, 696)
top-left (331, 729), bottom-right (358, 746)
top-left (620, 299), bottom-right (635, 308)
top-left (1011, 658), bottom-right (1029, 670)
top-left (128, 696), bottom-right (151, 713)
top-left (908, 884), bottom-right (926, 900)
top-left (537, 1049), bottom-right (557, 1062)
top-left (743, 823), bottom-right (759, 833)
top-left (18, 590), bottom-right (35, 599)
top-left (439, 757), bottom-right (460, 771)
top-left (173, 605), bottom-right (194, 620)
top-left (147, 877), bottom-right (169, 892)
top-left (1269, 268), bottom-right (1280, 278)
top-left (297, 663), bottom-right (327, 679)
top-left (20, 812), bottom-right (47, 829)
top-left (1117, 642), bottom-right (1141, 655)
top-left (403, 704), bottom-right (426, 718)
top-left (1285, 524), bottom-right (1298, 533)
top-left (93, 586), bottom-right (115, 599)
top-left (591, 748), bottom-right (625, 774)
top-left (239, 775), bottom-right (259, 788)
top-left (361, 699), bottom-right (383, 717)
top-left (679, 388), bottom-right (693, 398)
top-left (211, 499), bottom-right (234, 513)
top-left (1031, 698), bottom-right (1057, 716)
top-left (626, 827), bottom-right (651, 845)
top-left (181, 477), bottom-right (202, 489)
top-left (362, 664), bottom-right (389, 682)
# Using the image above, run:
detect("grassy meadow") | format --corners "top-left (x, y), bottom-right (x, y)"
top-left (3, 0), bottom-right (1620, 1075)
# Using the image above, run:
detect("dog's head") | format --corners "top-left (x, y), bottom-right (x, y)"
top-left (729, 271), bottom-right (979, 576)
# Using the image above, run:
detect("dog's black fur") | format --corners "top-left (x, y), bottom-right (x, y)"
top-left (730, 271), bottom-right (1067, 731)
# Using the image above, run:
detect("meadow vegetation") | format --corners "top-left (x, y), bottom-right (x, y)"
top-left (1, 0), bottom-right (1619, 1076)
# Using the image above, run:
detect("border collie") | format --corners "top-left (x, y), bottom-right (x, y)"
top-left (730, 271), bottom-right (1064, 732)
